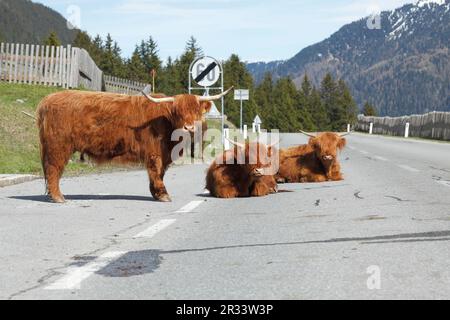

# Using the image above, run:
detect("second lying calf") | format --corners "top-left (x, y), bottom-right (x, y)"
top-left (276, 132), bottom-right (347, 183)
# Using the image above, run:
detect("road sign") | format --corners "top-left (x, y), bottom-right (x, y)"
top-left (188, 56), bottom-right (226, 142)
top-left (191, 57), bottom-right (221, 87)
top-left (253, 115), bottom-right (262, 125)
top-left (234, 89), bottom-right (249, 101)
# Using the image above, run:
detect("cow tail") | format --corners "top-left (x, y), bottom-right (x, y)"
top-left (37, 103), bottom-right (48, 194)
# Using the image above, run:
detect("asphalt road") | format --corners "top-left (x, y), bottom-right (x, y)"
top-left (1, 133), bottom-right (450, 300)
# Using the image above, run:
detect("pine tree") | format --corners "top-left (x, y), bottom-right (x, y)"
top-left (320, 73), bottom-right (341, 130)
top-left (44, 31), bottom-right (61, 46)
top-left (298, 74), bottom-right (316, 131)
top-left (255, 73), bottom-right (274, 129)
top-left (271, 78), bottom-right (301, 131)
top-left (72, 30), bottom-right (92, 50)
top-left (223, 54), bottom-right (258, 126)
top-left (300, 74), bottom-right (312, 98)
top-left (173, 36), bottom-right (204, 93)
top-left (136, 37), bottom-right (163, 89)
top-left (161, 56), bottom-right (183, 96)
top-left (337, 79), bottom-right (358, 128)
top-left (311, 87), bottom-right (330, 131)
top-left (100, 33), bottom-right (125, 77)
top-left (126, 48), bottom-right (148, 82)
top-left (185, 36), bottom-right (203, 57)
top-left (362, 102), bottom-right (378, 116)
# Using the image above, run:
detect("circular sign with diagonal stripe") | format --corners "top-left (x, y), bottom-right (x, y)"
top-left (191, 56), bottom-right (221, 87)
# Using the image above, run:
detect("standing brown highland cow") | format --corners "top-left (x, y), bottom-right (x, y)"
top-left (37, 88), bottom-right (232, 203)
top-left (276, 132), bottom-right (349, 183)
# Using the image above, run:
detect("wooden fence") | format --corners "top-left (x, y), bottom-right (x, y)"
top-left (356, 112), bottom-right (450, 141)
top-left (0, 43), bottom-right (77, 88)
top-left (104, 75), bottom-right (148, 95)
top-left (0, 42), bottom-right (103, 91)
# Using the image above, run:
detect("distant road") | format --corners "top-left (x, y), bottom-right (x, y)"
top-left (1, 133), bottom-right (450, 299)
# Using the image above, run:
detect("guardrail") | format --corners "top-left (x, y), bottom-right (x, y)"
top-left (355, 112), bottom-right (450, 141)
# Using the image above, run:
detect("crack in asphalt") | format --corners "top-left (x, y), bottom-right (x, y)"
top-left (354, 191), bottom-right (364, 199)
top-left (430, 166), bottom-right (450, 174)
top-left (385, 195), bottom-right (414, 202)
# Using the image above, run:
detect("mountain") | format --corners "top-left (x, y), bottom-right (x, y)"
top-left (247, 0), bottom-right (450, 116)
top-left (0, 0), bottom-right (77, 45)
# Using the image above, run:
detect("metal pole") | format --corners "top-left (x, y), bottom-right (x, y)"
top-left (240, 98), bottom-right (243, 133)
top-left (221, 68), bottom-right (224, 142)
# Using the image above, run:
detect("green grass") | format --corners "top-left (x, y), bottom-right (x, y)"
top-left (0, 83), bottom-right (127, 176)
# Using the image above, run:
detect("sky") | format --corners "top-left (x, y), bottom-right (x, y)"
top-left (36, 0), bottom-right (415, 62)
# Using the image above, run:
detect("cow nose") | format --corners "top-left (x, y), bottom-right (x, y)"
top-left (183, 125), bottom-right (196, 133)
top-left (323, 155), bottom-right (334, 161)
top-left (253, 168), bottom-right (264, 176)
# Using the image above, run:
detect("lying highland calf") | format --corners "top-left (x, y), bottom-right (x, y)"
top-left (206, 140), bottom-right (279, 198)
top-left (37, 88), bottom-right (232, 203)
top-left (276, 132), bottom-right (348, 183)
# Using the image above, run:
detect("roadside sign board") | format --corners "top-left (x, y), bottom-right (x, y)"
top-left (191, 57), bottom-right (221, 87)
top-left (234, 89), bottom-right (249, 101)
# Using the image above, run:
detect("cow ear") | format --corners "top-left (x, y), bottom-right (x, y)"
top-left (338, 137), bottom-right (347, 150)
top-left (201, 101), bottom-right (212, 114)
top-left (309, 137), bottom-right (318, 148)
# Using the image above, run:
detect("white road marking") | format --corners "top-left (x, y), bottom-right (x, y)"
top-left (45, 251), bottom-right (126, 290)
top-left (398, 164), bottom-right (420, 173)
top-left (46, 199), bottom-right (205, 290)
top-left (175, 200), bottom-right (204, 213)
top-left (133, 219), bottom-right (177, 239)
top-left (360, 150), bottom-right (369, 155)
top-left (374, 156), bottom-right (388, 161)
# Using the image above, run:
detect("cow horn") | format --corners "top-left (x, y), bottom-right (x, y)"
top-left (226, 137), bottom-right (245, 149)
top-left (268, 140), bottom-right (280, 148)
top-left (299, 130), bottom-right (317, 138)
top-left (142, 91), bottom-right (175, 103)
top-left (198, 87), bottom-right (234, 102)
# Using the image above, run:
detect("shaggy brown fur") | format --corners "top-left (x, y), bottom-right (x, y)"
top-left (276, 132), bottom-right (346, 183)
top-left (37, 90), bottom-right (211, 203)
top-left (206, 142), bottom-right (278, 198)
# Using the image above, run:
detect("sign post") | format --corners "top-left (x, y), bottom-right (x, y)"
top-left (189, 56), bottom-right (225, 139)
top-left (253, 115), bottom-right (262, 133)
top-left (234, 89), bottom-right (249, 132)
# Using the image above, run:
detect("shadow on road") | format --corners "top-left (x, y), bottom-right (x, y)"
top-left (9, 194), bottom-right (157, 203)
top-left (159, 230), bottom-right (450, 255)
top-left (96, 250), bottom-right (162, 277)
top-left (68, 230), bottom-right (450, 279)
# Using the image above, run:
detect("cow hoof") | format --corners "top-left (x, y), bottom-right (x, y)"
top-left (50, 195), bottom-right (66, 203)
top-left (158, 195), bottom-right (172, 202)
